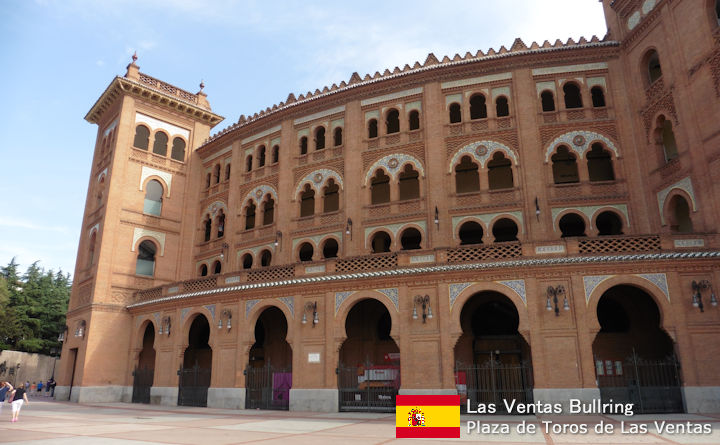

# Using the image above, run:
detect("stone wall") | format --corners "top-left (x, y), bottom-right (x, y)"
top-left (0, 350), bottom-right (58, 388)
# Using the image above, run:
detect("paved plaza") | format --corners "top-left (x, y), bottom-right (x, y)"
top-left (0, 398), bottom-right (718, 444)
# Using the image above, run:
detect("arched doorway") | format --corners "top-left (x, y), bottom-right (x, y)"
top-left (338, 299), bottom-right (400, 412)
top-left (454, 292), bottom-right (533, 412)
top-left (592, 285), bottom-right (682, 413)
top-left (132, 323), bottom-right (155, 404)
top-left (246, 306), bottom-right (292, 410)
top-left (178, 314), bottom-right (212, 407)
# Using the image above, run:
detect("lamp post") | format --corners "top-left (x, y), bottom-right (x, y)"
top-left (412, 295), bottom-right (433, 323)
top-left (546, 285), bottom-right (569, 316)
top-left (691, 280), bottom-right (717, 312)
top-left (302, 301), bottom-right (319, 327)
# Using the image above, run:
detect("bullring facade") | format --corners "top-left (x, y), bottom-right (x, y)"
top-left (59, 0), bottom-right (720, 413)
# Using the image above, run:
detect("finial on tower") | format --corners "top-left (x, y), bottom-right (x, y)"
top-left (132, 51), bottom-right (138, 63)
top-left (199, 79), bottom-right (205, 91)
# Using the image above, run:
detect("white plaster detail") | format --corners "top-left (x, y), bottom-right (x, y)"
top-left (305, 264), bottom-right (326, 274)
top-left (532, 63), bottom-right (608, 76)
top-left (635, 273), bottom-right (669, 301)
top-left (583, 275), bottom-right (614, 303)
top-left (406, 100), bottom-right (422, 112)
top-left (361, 87), bottom-right (423, 106)
top-left (270, 137), bottom-right (281, 147)
top-left (536, 81), bottom-right (556, 95)
top-left (409, 254), bottom-right (435, 264)
top-left (203, 201), bottom-right (227, 218)
top-left (103, 119), bottom-right (118, 137)
top-left (168, 286), bottom-right (179, 294)
top-left (237, 244), bottom-right (276, 260)
top-left (97, 168), bottom-right (108, 182)
top-left (225, 276), bottom-right (241, 284)
top-left (132, 228), bottom-right (166, 256)
top-left (496, 280), bottom-right (527, 304)
top-left (657, 177), bottom-right (697, 225)
top-left (330, 118), bottom-right (344, 130)
top-left (204, 145), bottom-right (232, 162)
top-left (181, 307), bottom-right (190, 321)
top-left (449, 140), bottom-right (518, 172)
top-left (551, 204), bottom-right (629, 230)
top-left (243, 184), bottom-right (278, 206)
top-left (364, 221), bottom-right (426, 246)
top-left (642, 0), bottom-right (656, 15)
top-left (308, 353), bottom-right (321, 363)
top-left (674, 239), bottom-right (705, 248)
top-left (89, 223), bottom-right (100, 237)
top-left (451, 212), bottom-right (524, 237)
top-left (297, 128), bottom-right (309, 138)
top-left (364, 153), bottom-right (425, 185)
top-left (135, 113), bottom-right (190, 139)
top-left (140, 166), bottom-right (172, 197)
top-left (535, 245), bottom-right (566, 254)
top-left (544, 130), bottom-right (619, 162)
top-left (295, 168), bottom-right (344, 195)
top-left (491, 86), bottom-right (511, 100)
top-left (445, 94), bottom-right (462, 106)
top-left (628, 11), bottom-right (641, 30)
top-left (586, 77), bottom-right (607, 90)
top-left (294, 106), bottom-right (345, 125)
top-left (241, 125), bottom-right (281, 145)
top-left (441, 72), bottom-right (512, 89)
top-left (292, 232), bottom-right (342, 251)
top-left (364, 110), bottom-right (379, 122)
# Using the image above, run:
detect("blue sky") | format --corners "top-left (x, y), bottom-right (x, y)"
top-left (0, 0), bottom-right (607, 278)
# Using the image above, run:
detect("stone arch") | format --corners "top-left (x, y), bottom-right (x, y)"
top-left (246, 301), bottom-right (295, 347)
top-left (397, 223), bottom-right (425, 250)
top-left (242, 185), bottom-right (278, 209)
top-left (132, 235), bottom-right (164, 257)
top-left (203, 201), bottom-right (228, 220)
top-left (334, 291), bottom-right (401, 344)
top-left (589, 206), bottom-right (630, 232)
top-left (364, 154), bottom-right (425, 186)
top-left (294, 168), bottom-right (344, 197)
top-left (552, 209), bottom-right (592, 234)
top-left (487, 213), bottom-right (525, 238)
top-left (448, 140), bottom-right (518, 173)
top-left (179, 308), bottom-right (217, 350)
top-left (133, 317), bottom-right (157, 351)
top-left (544, 130), bottom-right (619, 162)
top-left (453, 217), bottom-right (488, 241)
top-left (140, 175), bottom-right (170, 198)
top-left (365, 228), bottom-right (395, 251)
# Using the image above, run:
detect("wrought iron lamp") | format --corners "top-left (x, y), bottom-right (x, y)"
top-left (75, 320), bottom-right (86, 338)
top-left (219, 242), bottom-right (229, 259)
top-left (434, 207), bottom-right (440, 228)
top-left (302, 301), bottom-right (319, 327)
top-left (546, 285), bottom-right (569, 316)
top-left (345, 218), bottom-right (353, 240)
top-left (412, 294), bottom-right (433, 323)
top-left (218, 309), bottom-right (232, 330)
top-left (159, 316), bottom-right (171, 335)
top-left (58, 325), bottom-right (68, 342)
top-left (274, 231), bottom-right (282, 249)
top-left (692, 280), bottom-right (717, 312)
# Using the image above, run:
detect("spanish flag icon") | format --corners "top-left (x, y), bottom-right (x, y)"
top-left (395, 395), bottom-right (461, 438)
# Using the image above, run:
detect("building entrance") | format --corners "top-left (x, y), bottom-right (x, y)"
top-left (132, 323), bottom-right (155, 404)
top-left (338, 299), bottom-right (400, 412)
top-left (246, 307), bottom-right (292, 410)
top-left (178, 314), bottom-right (212, 407)
top-left (592, 285), bottom-right (683, 413)
top-left (454, 291), bottom-right (533, 412)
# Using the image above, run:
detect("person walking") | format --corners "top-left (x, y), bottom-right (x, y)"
top-left (9, 385), bottom-right (29, 422)
top-left (36, 381), bottom-right (43, 395)
top-left (0, 382), bottom-right (13, 413)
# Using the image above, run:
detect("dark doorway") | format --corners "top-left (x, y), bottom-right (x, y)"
top-left (178, 315), bottom-right (212, 407)
top-left (132, 323), bottom-right (155, 404)
top-left (246, 307), bottom-right (292, 410)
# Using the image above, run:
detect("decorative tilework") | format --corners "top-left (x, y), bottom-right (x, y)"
top-left (656, 177), bottom-right (696, 225)
top-left (181, 307), bottom-right (190, 321)
top-left (203, 304), bottom-right (216, 321)
top-left (544, 130), bottom-right (619, 162)
top-left (153, 312), bottom-right (160, 327)
top-left (204, 201), bottom-right (227, 218)
top-left (376, 288), bottom-right (399, 311)
top-left (296, 168), bottom-right (344, 195)
top-left (132, 228), bottom-right (166, 256)
top-left (278, 296), bottom-right (295, 317)
top-left (335, 291), bottom-right (355, 315)
top-left (246, 299), bottom-right (260, 318)
top-left (448, 141), bottom-right (518, 173)
top-left (449, 283), bottom-right (473, 309)
top-left (583, 275), bottom-right (614, 303)
top-left (636, 273), bottom-right (669, 301)
top-left (497, 280), bottom-right (527, 304)
top-left (364, 154), bottom-right (425, 185)
top-left (243, 185), bottom-right (278, 207)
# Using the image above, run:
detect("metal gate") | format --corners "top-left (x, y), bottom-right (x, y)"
top-left (131, 366), bottom-right (154, 404)
top-left (245, 364), bottom-right (292, 410)
top-left (596, 352), bottom-right (683, 413)
top-left (456, 359), bottom-right (533, 412)
top-left (338, 364), bottom-right (400, 412)
top-left (177, 365), bottom-right (211, 407)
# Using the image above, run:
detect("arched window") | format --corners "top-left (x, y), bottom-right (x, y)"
top-left (470, 94), bottom-right (487, 119)
top-left (563, 83), bottom-right (583, 109)
top-left (88, 232), bottom-right (97, 267)
top-left (245, 201), bottom-right (256, 230)
top-left (315, 127), bottom-right (325, 150)
top-left (400, 228), bottom-right (422, 250)
top-left (199, 264), bottom-right (208, 276)
top-left (133, 125), bottom-right (150, 150)
top-left (496, 97), bottom-right (509, 117)
top-left (552, 146), bottom-right (579, 184)
top-left (205, 173), bottom-right (211, 189)
top-left (587, 143), bottom-right (615, 181)
top-left (260, 250), bottom-right (272, 267)
top-left (596, 211), bottom-right (623, 236)
top-left (136, 240), bottom-right (157, 276)
top-left (242, 253), bottom-right (253, 269)
top-left (487, 152), bottom-right (513, 190)
top-left (370, 170), bottom-right (390, 204)
top-left (559, 213), bottom-right (586, 237)
top-left (541, 91), bottom-right (555, 112)
top-left (298, 242), bottom-right (314, 262)
top-left (458, 221), bottom-right (483, 245)
top-left (658, 116), bottom-right (678, 162)
top-left (299, 136), bottom-right (308, 155)
top-left (591, 87), bottom-right (606, 108)
top-left (646, 50), bottom-right (662, 84)
top-left (398, 164), bottom-right (419, 201)
top-left (386, 109), bottom-right (400, 134)
top-left (212, 261), bottom-right (222, 275)
top-left (492, 218), bottom-right (519, 242)
top-left (225, 164), bottom-right (231, 181)
top-left (246, 155), bottom-right (253, 172)
top-left (171, 137), bottom-right (186, 161)
top-left (300, 184), bottom-right (315, 217)
top-left (371, 231), bottom-right (391, 253)
top-left (368, 119), bottom-right (378, 138)
top-left (449, 103), bottom-right (462, 123)
top-left (216, 210), bottom-right (225, 238)
top-left (153, 132), bottom-right (168, 156)
top-left (668, 195), bottom-right (693, 233)
top-left (455, 156), bottom-right (480, 193)
top-left (262, 196), bottom-right (275, 225)
top-left (322, 238), bottom-right (339, 258)
top-left (96, 176), bottom-right (105, 207)
top-left (203, 215), bottom-right (212, 242)
top-left (323, 179), bottom-right (339, 213)
top-left (213, 164), bottom-right (221, 184)
top-left (257, 145), bottom-right (266, 167)
top-left (272, 145), bottom-right (280, 163)
top-left (144, 179), bottom-right (163, 216)
top-left (408, 110), bottom-right (420, 130)
top-left (334, 127), bottom-right (343, 146)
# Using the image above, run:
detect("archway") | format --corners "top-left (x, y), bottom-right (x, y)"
top-left (338, 299), bottom-right (400, 412)
top-left (592, 285), bottom-right (682, 413)
top-left (132, 323), bottom-right (155, 404)
top-left (454, 291), bottom-right (533, 412)
top-left (178, 314), bottom-right (212, 407)
top-left (246, 306), bottom-right (292, 410)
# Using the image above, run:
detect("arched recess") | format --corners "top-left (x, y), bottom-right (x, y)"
top-left (178, 312), bottom-right (213, 407)
top-left (553, 209), bottom-right (591, 237)
top-left (591, 209), bottom-right (627, 236)
top-left (294, 169), bottom-right (344, 198)
top-left (364, 154), bottom-right (425, 186)
top-left (132, 320), bottom-right (156, 404)
top-left (664, 193), bottom-right (694, 233)
top-left (335, 291), bottom-right (400, 344)
top-left (544, 131), bottom-right (620, 163)
top-left (448, 141), bottom-right (518, 174)
top-left (242, 185), bottom-right (278, 212)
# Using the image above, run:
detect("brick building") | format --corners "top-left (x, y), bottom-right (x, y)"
top-left (57, 0), bottom-right (720, 413)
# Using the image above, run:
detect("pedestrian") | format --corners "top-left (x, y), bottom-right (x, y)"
top-left (9, 385), bottom-right (29, 422)
top-left (37, 381), bottom-right (43, 395)
top-left (47, 377), bottom-right (55, 397)
top-left (0, 381), bottom-right (13, 413)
